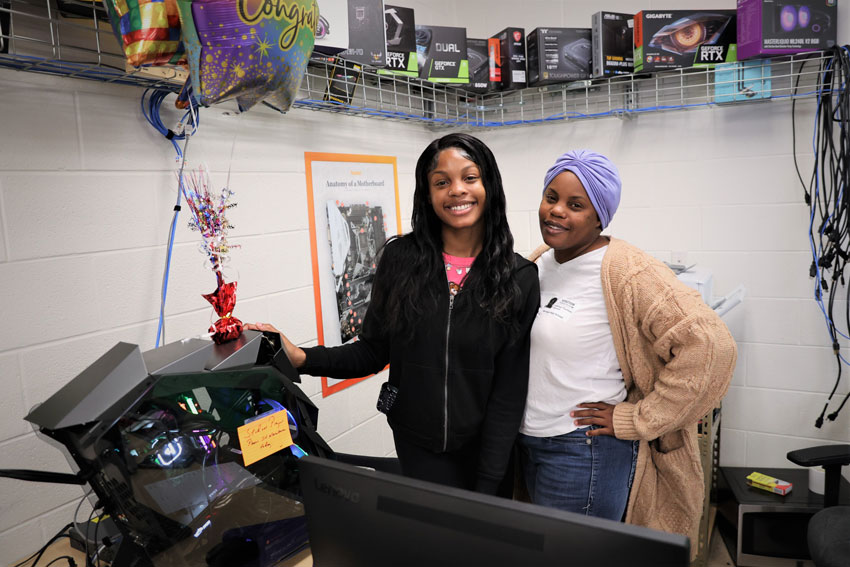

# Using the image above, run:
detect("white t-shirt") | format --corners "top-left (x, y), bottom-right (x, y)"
top-left (520, 246), bottom-right (627, 438)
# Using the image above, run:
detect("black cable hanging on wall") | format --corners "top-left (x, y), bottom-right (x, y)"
top-left (795, 45), bottom-right (850, 427)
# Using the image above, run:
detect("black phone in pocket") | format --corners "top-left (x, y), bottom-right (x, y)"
top-left (376, 382), bottom-right (399, 414)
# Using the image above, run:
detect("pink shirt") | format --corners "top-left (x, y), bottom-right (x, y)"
top-left (443, 253), bottom-right (475, 295)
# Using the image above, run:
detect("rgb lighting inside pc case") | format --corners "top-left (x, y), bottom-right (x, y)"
top-left (25, 330), bottom-right (333, 567)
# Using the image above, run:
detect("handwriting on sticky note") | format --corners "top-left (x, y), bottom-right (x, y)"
top-left (237, 410), bottom-right (293, 466)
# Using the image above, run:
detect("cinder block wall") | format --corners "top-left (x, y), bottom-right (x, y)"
top-left (2, 0), bottom-right (850, 563)
top-left (0, 69), bottom-right (430, 562)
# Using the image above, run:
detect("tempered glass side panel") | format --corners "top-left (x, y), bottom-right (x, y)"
top-left (91, 367), bottom-right (315, 566)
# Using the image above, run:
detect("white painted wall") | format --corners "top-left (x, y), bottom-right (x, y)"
top-left (2, 0), bottom-right (849, 563)
top-left (0, 69), bottom-right (433, 562)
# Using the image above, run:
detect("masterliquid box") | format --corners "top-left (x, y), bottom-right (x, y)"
top-left (466, 38), bottom-right (491, 93)
top-left (415, 24), bottom-right (469, 84)
top-left (489, 27), bottom-right (527, 90)
top-left (380, 4), bottom-right (417, 77)
top-left (527, 27), bottom-right (592, 86)
top-left (634, 10), bottom-right (737, 72)
top-left (339, 0), bottom-right (387, 67)
top-left (737, 0), bottom-right (837, 60)
top-left (592, 12), bottom-right (634, 78)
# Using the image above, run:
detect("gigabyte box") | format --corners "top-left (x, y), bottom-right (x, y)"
top-left (415, 24), bottom-right (469, 84)
top-left (527, 27), bottom-right (592, 86)
top-left (314, 0), bottom-right (350, 55)
top-left (592, 12), bottom-right (634, 78)
top-left (489, 27), bottom-right (526, 91)
top-left (634, 10), bottom-right (737, 72)
top-left (380, 4), bottom-right (417, 77)
top-left (466, 38), bottom-right (491, 93)
top-left (737, 0), bottom-right (836, 60)
top-left (339, 0), bottom-right (387, 67)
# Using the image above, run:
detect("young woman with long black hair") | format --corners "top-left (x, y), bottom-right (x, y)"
top-left (247, 133), bottom-right (539, 494)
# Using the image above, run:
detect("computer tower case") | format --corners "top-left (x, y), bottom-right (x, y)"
top-left (25, 330), bottom-right (332, 567)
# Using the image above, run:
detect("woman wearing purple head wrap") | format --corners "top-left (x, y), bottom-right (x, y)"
top-left (519, 150), bottom-right (736, 556)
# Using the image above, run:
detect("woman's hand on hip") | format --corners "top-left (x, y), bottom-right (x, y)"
top-left (243, 322), bottom-right (307, 368)
top-left (571, 402), bottom-right (616, 437)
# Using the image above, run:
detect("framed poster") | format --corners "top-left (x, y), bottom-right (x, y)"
top-left (304, 153), bottom-right (402, 397)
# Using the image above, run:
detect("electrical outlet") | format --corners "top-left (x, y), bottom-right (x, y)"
top-left (671, 250), bottom-right (688, 266)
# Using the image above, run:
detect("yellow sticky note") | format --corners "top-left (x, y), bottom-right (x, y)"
top-left (237, 410), bottom-right (294, 467)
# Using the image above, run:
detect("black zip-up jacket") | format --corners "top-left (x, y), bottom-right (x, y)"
top-left (301, 237), bottom-right (540, 494)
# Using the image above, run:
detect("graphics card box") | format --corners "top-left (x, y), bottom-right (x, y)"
top-left (592, 12), bottom-right (634, 78)
top-left (714, 59), bottom-right (772, 102)
top-left (380, 5), bottom-right (417, 77)
top-left (490, 27), bottom-right (526, 90)
top-left (737, 0), bottom-right (836, 60)
top-left (324, 58), bottom-right (363, 104)
top-left (527, 28), bottom-right (592, 86)
top-left (314, 0), bottom-right (350, 55)
top-left (634, 10), bottom-right (737, 72)
top-left (340, 0), bottom-right (387, 66)
top-left (466, 38), bottom-right (491, 93)
top-left (415, 24), bottom-right (469, 84)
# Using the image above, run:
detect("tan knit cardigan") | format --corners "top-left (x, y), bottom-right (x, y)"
top-left (529, 238), bottom-right (737, 552)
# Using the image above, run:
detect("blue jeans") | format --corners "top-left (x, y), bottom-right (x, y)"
top-left (518, 427), bottom-right (638, 521)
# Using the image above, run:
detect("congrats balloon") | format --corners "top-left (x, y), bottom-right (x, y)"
top-left (177, 0), bottom-right (318, 111)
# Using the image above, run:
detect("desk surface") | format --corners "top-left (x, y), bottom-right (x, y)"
top-left (11, 539), bottom-right (313, 567)
top-left (720, 466), bottom-right (850, 507)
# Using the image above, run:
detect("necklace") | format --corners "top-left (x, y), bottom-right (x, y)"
top-left (445, 261), bottom-right (472, 276)
top-left (443, 252), bottom-right (474, 275)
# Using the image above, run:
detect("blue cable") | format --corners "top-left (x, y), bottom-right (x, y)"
top-left (156, 178), bottom-right (183, 348)
top-left (141, 88), bottom-right (198, 158)
top-left (141, 89), bottom-right (199, 347)
top-left (802, 50), bottom-right (850, 425)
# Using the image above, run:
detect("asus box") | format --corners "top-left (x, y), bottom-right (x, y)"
top-left (737, 0), bottom-right (836, 59)
top-left (528, 27), bottom-right (592, 86)
top-left (380, 4), bottom-right (417, 77)
top-left (339, 0), bottom-right (387, 67)
top-left (592, 12), bottom-right (634, 78)
top-left (415, 24), bottom-right (469, 84)
top-left (489, 27), bottom-right (526, 91)
top-left (634, 10), bottom-right (737, 72)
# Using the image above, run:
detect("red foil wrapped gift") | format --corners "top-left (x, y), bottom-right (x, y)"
top-left (202, 278), bottom-right (243, 344)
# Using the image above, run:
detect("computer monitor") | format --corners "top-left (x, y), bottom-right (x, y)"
top-left (299, 456), bottom-right (690, 567)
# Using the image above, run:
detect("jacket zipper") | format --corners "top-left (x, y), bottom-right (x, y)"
top-left (443, 292), bottom-right (454, 452)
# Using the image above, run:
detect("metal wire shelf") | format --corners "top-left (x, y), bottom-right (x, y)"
top-left (0, 0), bottom-right (831, 129)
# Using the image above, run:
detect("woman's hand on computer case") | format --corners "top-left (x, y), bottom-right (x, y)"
top-left (244, 322), bottom-right (307, 368)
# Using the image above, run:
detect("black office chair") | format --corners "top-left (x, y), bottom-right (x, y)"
top-left (786, 444), bottom-right (850, 567)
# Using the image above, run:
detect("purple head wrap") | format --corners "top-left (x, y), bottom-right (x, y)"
top-left (543, 150), bottom-right (622, 229)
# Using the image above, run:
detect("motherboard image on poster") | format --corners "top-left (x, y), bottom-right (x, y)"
top-left (326, 201), bottom-right (387, 343)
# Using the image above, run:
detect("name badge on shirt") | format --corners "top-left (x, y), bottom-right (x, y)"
top-left (540, 297), bottom-right (578, 320)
